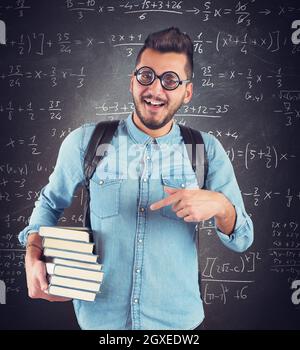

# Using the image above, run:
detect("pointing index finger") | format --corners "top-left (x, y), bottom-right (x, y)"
top-left (150, 188), bottom-right (181, 210)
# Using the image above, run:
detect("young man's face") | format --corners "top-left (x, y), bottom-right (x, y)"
top-left (130, 48), bottom-right (193, 130)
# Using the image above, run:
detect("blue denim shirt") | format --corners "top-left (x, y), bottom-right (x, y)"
top-left (19, 114), bottom-right (253, 330)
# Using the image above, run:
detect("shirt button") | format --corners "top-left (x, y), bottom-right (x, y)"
top-left (181, 183), bottom-right (185, 188)
top-left (138, 239), bottom-right (143, 244)
top-left (134, 298), bottom-right (139, 304)
top-left (146, 156), bottom-right (150, 160)
top-left (136, 269), bottom-right (140, 273)
top-left (140, 207), bottom-right (145, 212)
top-left (143, 178), bottom-right (147, 182)
top-left (99, 180), bottom-right (104, 185)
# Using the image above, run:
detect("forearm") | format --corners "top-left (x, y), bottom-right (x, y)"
top-left (25, 233), bottom-right (43, 262)
top-left (18, 192), bottom-right (64, 247)
top-left (214, 193), bottom-right (237, 236)
top-left (24, 233), bottom-right (71, 302)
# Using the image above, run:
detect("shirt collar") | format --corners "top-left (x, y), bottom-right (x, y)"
top-left (125, 113), bottom-right (180, 145)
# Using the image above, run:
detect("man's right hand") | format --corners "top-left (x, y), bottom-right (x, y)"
top-left (25, 233), bottom-right (71, 302)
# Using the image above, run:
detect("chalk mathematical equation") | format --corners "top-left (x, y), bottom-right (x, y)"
top-left (275, 90), bottom-right (300, 127)
top-left (4, 135), bottom-right (42, 155)
top-left (0, 250), bottom-right (24, 294)
top-left (200, 252), bottom-right (261, 305)
top-left (64, 0), bottom-right (300, 27)
top-left (269, 220), bottom-right (300, 283)
top-left (226, 143), bottom-right (297, 169)
top-left (0, 65), bottom-right (86, 88)
top-left (201, 252), bottom-right (261, 278)
top-left (194, 30), bottom-right (295, 55)
top-left (4, 32), bottom-right (143, 56)
top-left (0, 0), bottom-right (31, 18)
top-left (3, 30), bottom-right (296, 57)
top-left (95, 101), bottom-right (230, 118)
top-left (0, 100), bottom-right (64, 121)
top-left (202, 282), bottom-right (251, 305)
top-left (243, 187), bottom-right (300, 207)
top-left (199, 66), bottom-right (283, 91)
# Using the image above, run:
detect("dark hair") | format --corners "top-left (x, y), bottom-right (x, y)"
top-left (135, 27), bottom-right (193, 80)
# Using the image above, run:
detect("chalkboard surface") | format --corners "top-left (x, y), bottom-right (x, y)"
top-left (0, 0), bottom-right (299, 330)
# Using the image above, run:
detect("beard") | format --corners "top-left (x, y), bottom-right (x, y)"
top-left (132, 93), bottom-right (185, 130)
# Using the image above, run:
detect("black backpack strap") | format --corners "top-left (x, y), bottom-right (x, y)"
top-left (179, 124), bottom-right (208, 189)
top-left (83, 120), bottom-right (120, 230)
top-left (179, 124), bottom-right (209, 276)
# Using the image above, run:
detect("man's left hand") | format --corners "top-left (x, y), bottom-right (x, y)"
top-left (150, 186), bottom-right (236, 236)
top-left (150, 186), bottom-right (224, 222)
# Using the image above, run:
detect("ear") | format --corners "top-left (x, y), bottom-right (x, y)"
top-left (183, 82), bottom-right (193, 104)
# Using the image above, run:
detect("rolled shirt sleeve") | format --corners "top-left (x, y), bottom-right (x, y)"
top-left (202, 132), bottom-right (254, 253)
top-left (18, 126), bottom-right (86, 246)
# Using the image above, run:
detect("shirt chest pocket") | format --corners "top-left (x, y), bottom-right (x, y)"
top-left (89, 178), bottom-right (123, 219)
top-left (160, 175), bottom-right (198, 221)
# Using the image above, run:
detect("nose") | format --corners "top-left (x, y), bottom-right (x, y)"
top-left (147, 76), bottom-right (165, 95)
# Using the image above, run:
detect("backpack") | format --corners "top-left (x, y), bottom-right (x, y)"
top-left (83, 120), bottom-right (208, 268)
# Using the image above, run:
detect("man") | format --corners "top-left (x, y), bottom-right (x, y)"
top-left (19, 27), bottom-right (253, 330)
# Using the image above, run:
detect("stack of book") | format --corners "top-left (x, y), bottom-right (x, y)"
top-left (39, 226), bottom-right (103, 302)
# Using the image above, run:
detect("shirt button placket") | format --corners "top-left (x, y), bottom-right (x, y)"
top-left (131, 142), bottom-right (151, 330)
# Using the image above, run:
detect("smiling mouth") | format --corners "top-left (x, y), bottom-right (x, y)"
top-left (143, 98), bottom-right (166, 109)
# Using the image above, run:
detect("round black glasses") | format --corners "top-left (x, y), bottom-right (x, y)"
top-left (134, 66), bottom-right (191, 91)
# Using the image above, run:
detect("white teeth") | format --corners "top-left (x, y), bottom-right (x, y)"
top-left (144, 99), bottom-right (164, 106)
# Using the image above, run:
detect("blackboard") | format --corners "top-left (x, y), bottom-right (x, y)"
top-left (0, 0), bottom-right (300, 330)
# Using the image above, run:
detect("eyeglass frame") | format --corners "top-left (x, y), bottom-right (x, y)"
top-left (134, 66), bottom-right (191, 91)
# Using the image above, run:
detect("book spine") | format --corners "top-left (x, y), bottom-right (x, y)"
top-left (49, 276), bottom-right (101, 293)
top-left (43, 248), bottom-right (98, 263)
top-left (54, 265), bottom-right (103, 282)
top-left (42, 238), bottom-right (94, 254)
top-left (48, 285), bottom-right (96, 302)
